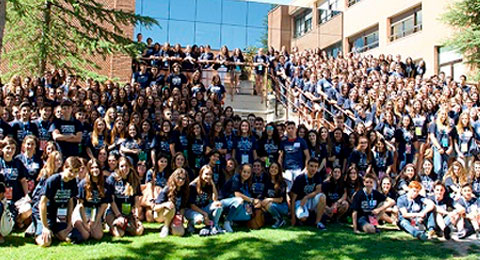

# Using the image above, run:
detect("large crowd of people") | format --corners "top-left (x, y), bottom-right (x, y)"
top-left (0, 34), bottom-right (480, 248)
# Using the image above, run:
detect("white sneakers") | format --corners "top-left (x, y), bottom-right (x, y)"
top-left (160, 226), bottom-right (169, 238)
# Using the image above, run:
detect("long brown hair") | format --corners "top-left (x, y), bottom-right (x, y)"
top-left (85, 159), bottom-right (105, 200)
top-left (37, 151), bottom-right (62, 181)
top-left (196, 165), bottom-right (214, 198)
top-left (114, 156), bottom-right (141, 196)
top-left (166, 168), bottom-right (190, 209)
top-left (268, 162), bottom-right (284, 193)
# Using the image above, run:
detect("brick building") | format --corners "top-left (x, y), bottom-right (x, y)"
top-left (0, 0), bottom-right (136, 82)
top-left (268, 0), bottom-right (466, 79)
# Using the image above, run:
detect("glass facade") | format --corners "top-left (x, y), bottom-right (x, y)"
top-left (135, 0), bottom-right (271, 50)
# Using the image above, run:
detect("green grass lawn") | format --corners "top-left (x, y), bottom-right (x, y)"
top-left (2, 223), bottom-right (480, 260)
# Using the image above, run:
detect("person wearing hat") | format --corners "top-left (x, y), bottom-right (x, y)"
top-left (49, 100), bottom-right (82, 159)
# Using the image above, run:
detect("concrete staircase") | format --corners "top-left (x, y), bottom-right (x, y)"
top-left (225, 80), bottom-right (286, 122)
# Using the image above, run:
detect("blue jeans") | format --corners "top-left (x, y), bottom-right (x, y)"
top-left (433, 148), bottom-right (449, 180)
top-left (185, 202), bottom-right (223, 227)
top-left (221, 197), bottom-right (251, 222)
top-left (267, 202), bottom-right (288, 220)
top-left (398, 213), bottom-right (435, 237)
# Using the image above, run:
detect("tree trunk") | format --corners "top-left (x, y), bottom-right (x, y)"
top-left (0, 0), bottom-right (6, 59)
top-left (39, 0), bottom-right (51, 75)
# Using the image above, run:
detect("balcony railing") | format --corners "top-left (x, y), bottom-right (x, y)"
top-left (348, 0), bottom-right (362, 7)
top-left (389, 23), bottom-right (423, 41)
top-left (352, 40), bottom-right (379, 53)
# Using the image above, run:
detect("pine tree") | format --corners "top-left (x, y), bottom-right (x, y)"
top-left (443, 0), bottom-right (480, 79)
top-left (2, 0), bottom-right (157, 80)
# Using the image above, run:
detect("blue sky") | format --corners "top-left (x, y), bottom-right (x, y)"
top-left (134, 0), bottom-right (273, 50)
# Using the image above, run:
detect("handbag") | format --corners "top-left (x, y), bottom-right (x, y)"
top-left (0, 199), bottom-right (14, 237)
top-left (247, 208), bottom-right (265, 230)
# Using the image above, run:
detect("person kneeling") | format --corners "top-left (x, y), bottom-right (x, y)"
top-left (33, 157), bottom-right (81, 247)
top-left (290, 158), bottom-right (327, 230)
top-left (397, 181), bottom-right (435, 241)
top-left (153, 168), bottom-right (190, 238)
top-left (105, 157), bottom-right (144, 238)
top-left (352, 174), bottom-right (395, 234)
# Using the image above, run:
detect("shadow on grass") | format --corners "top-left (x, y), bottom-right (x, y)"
top-left (94, 224), bottom-right (471, 260)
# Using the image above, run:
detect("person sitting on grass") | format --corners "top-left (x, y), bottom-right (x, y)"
top-left (105, 156), bottom-right (144, 238)
top-left (185, 165), bottom-right (224, 235)
top-left (263, 162), bottom-right (288, 229)
top-left (429, 181), bottom-right (456, 240)
top-left (455, 184), bottom-right (480, 239)
top-left (33, 156), bottom-right (81, 247)
top-left (352, 174), bottom-right (395, 234)
top-left (153, 168), bottom-right (190, 238)
top-left (290, 158), bottom-right (327, 230)
top-left (219, 164), bottom-right (255, 232)
top-left (322, 166), bottom-right (349, 222)
top-left (74, 159), bottom-right (111, 241)
top-left (396, 181), bottom-right (435, 241)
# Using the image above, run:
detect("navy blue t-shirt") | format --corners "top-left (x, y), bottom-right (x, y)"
top-left (42, 173), bottom-right (78, 221)
top-left (351, 189), bottom-right (386, 218)
top-left (291, 173), bottom-right (322, 201)
top-left (50, 118), bottom-right (82, 158)
top-left (77, 178), bottom-right (111, 208)
top-left (280, 137), bottom-right (308, 170)
top-left (0, 157), bottom-right (28, 202)
top-left (155, 185), bottom-right (184, 211)
top-left (234, 135), bottom-right (257, 165)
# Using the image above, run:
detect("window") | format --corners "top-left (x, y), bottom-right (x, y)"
top-left (390, 7), bottom-right (422, 41)
top-left (349, 27), bottom-right (378, 53)
top-left (318, 0), bottom-right (341, 24)
top-left (348, 0), bottom-right (361, 7)
top-left (438, 46), bottom-right (464, 80)
top-left (294, 9), bottom-right (313, 38)
top-left (324, 41), bottom-right (342, 58)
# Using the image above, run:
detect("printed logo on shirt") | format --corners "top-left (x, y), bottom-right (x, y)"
top-left (361, 199), bottom-right (377, 212)
top-left (54, 189), bottom-right (72, 204)
top-left (195, 192), bottom-right (209, 206)
top-left (114, 180), bottom-right (128, 199)
top-left (304, 184), bottom-right (315, 194)
top-left (61, 125), bottom-right (75, 135)
top-left (2, 167), bottom-right (19, 182)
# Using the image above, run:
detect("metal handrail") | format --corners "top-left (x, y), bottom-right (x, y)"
top-left (270, 73), bottom-right (396, 151)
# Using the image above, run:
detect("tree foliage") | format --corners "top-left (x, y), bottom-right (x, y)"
top-left (443, 0), bottom-right (480, 79)
top-left (2, 0), bottom-right (157, 80)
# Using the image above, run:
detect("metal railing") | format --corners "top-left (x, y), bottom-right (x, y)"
top-left (389, 23), bottom-right (422, 42)
top-left (270, 73), bottom-right (396, 151)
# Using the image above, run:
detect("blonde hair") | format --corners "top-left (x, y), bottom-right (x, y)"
top-left (91, 118), bottom-right (107, 147)
top-left (456, 112), bottom-right (472, 135)
top-left (443, 160), bottom-right (469, 186)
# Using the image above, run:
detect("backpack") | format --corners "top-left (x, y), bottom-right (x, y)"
top-left (0, 199), bottom-right (14, 237)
